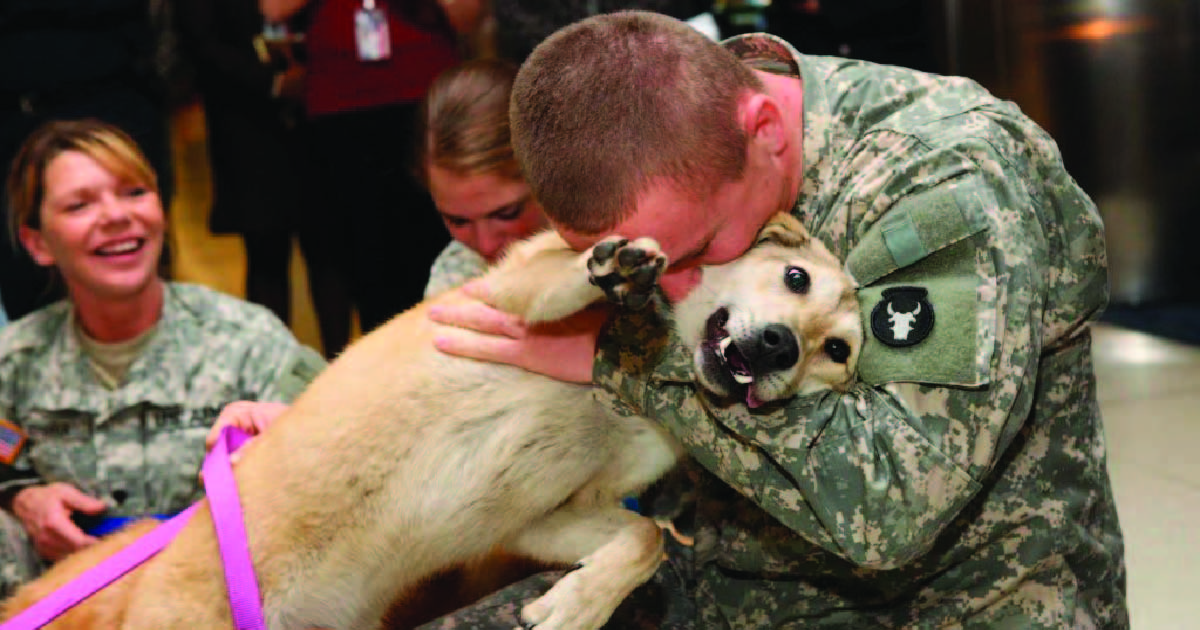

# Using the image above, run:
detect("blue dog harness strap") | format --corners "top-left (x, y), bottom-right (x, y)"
top-left (81, 514), bottom-right (174, 538)
top-left (0, 504), bottom-right (200, 629)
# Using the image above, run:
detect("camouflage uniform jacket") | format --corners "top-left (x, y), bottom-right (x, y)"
top-left (425, 239), bottom-right (489, 299)
top-left (0, 282), bottom-right (326, 517)
top-left (593, 34), bottom-right (1128, 628)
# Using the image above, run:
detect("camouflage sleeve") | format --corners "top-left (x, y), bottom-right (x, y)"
top-left (235, 313), bottom-right (328, 404)
top-left (424, 240), bottom-right (489, 299)
top-left (594, 136), bottom-right (1104, 569)
top-left (0, 356), bottom-right (42, 505)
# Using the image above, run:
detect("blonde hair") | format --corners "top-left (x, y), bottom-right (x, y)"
top-left (419, 58), bottom-right (523, 183)
top-left (6, 119), bottom-right (158, 244)
top-left (511, 11), bottom-right (764, 234)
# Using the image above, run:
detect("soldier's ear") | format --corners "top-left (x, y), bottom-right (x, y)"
top-left (755, 212), bottom-right (810, 249)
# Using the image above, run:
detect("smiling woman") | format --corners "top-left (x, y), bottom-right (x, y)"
top-left (0, 119), bottom-right (327, 598)
top-left (7, 123), bottom-right (167, 341)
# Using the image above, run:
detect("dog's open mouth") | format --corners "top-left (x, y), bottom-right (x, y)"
top-left (702, 307), bottom-right (764, 407)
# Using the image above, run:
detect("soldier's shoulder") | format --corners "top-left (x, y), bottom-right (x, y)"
top-left (0, 301), bottom-right (71, 360)
top-left (812, 58), bottom-right (1013, 142)
top-left (434, 240), bottom-right (486, 271)
top-left (164, 283), bottom-right (294, 340)
top-left (426, 241), bottom-right (489, 298)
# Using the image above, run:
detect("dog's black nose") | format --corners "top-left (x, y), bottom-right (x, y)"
top-left (747, 324), bottom-right (800, 374)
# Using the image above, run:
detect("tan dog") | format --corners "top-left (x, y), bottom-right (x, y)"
top-left (2, 213), bottom-right (861, 630)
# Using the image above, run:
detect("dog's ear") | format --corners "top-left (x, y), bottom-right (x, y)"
top-left (755, 212), bottom-right (811, 249)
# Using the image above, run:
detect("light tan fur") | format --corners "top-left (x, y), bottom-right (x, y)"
top-left (2, 213), bottom-right (860, 630)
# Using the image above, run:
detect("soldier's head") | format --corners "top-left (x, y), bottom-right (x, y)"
top-left (419, 58), bottom-right (548, 264)
top-left (6, 118), bottom-right (166, 304)
top-left (511, 11), bottom-right (804, 302)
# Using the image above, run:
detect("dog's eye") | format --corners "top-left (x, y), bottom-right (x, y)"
top-left (784, 266), bottom-right (810, 294)
top-left (824, 338), bottom-right (850, 364)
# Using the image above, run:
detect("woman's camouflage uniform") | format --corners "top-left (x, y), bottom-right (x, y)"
top-left (424, 240), bottom-right (489, 300)
top-left (0, 283), bottom-right (326, 595)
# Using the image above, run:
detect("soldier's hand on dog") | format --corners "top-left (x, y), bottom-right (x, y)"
top-left (11, 483), bottom-right (105, 561)
top-left (205, 401), bottom-right (290, 463)
top-left (429, 279), bottom-right (607, 384)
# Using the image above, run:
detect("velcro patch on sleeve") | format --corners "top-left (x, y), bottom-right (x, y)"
top-left (855, 238), bottom-right (993, 388)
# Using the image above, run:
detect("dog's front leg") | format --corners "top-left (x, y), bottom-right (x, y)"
top-left (483, 231), bottom-right (667, 323)
top-left (503, 506), bottom-right (665, 630)
top-left (498, 417), bottom-right (681, 630)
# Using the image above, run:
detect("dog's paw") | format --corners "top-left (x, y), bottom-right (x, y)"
top-left (586, 236), bottom-right (667, 310)
top-left (519, 566), bottom-right (618, 630)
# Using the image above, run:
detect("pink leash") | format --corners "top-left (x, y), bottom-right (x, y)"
top-left (0, 426), bottom-right (265, 629)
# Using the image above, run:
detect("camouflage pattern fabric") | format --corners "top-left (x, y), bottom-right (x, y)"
top-left (425, 240), bottom-right (490, 299)
top-left (0, 511), bottom-right (39, 598)
top-left (0, 282), bottom-right (326, 597)
top-left (423, 33), bottom-right (1128, 629)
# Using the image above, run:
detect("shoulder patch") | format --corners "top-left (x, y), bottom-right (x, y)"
top-left (870, 286), bottom-right (935, 347)
top-left (0, 419), bottom-right (28, 465)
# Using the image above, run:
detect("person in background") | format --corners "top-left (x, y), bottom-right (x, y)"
top-left (489, 0), bottom-right (714, 63)
top-left (0, 119), bottom-right (326, 597)
top-left (418, 58), bottom-right (549, 298)
top-left (177, 0), bottom-right (335, 354)
top-left (259, 0), bottom-right (485, 357)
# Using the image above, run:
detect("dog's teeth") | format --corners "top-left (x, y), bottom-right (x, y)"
top-left (732, 373), bottom-right (754, 385)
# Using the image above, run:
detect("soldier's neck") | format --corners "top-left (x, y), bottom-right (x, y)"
top-left (71, 279), bottom-right (165, 343)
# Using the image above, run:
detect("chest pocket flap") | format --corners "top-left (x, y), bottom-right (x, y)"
top-left (846, 178), bottom-right (996, 387)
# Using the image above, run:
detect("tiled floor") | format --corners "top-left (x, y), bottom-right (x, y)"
top-left (169, 102), bottom-right (1197, 628)
top-left (1093, 324), bottom-right (1200, 629)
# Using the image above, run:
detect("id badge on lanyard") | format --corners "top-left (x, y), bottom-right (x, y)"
top-left (354, 0), bottom-right (392, 62)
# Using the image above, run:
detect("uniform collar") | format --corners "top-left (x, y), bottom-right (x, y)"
top-left (721, 33), bottom-right (834, 229)
top-left (23, 284), bottom-right (194, 419)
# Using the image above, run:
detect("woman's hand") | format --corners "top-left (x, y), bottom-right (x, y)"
top-left (206, 401), bottom-right (290, 464)
top-left (11, 483), bottom-right (104, 561)
top-left (428, 280), bottom-right (607, 384)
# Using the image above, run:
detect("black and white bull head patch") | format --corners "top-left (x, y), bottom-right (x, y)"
top-left (870, 286), bottom-right (935, 347)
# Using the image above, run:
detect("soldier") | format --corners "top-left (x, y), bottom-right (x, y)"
top-left (425, 10), bottom-right (1129, 629)
top-left (0, 119), bottom-right (325, 597)
top-left (419, 58), bottom-right (550, 298)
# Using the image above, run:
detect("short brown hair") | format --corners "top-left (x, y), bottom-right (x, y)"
top-left (419, 58), bottom-right (523, 183)
top-left (6, 119), bottom-right (158, 243)
top-left (511, 11), bottom-right (764, 234)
